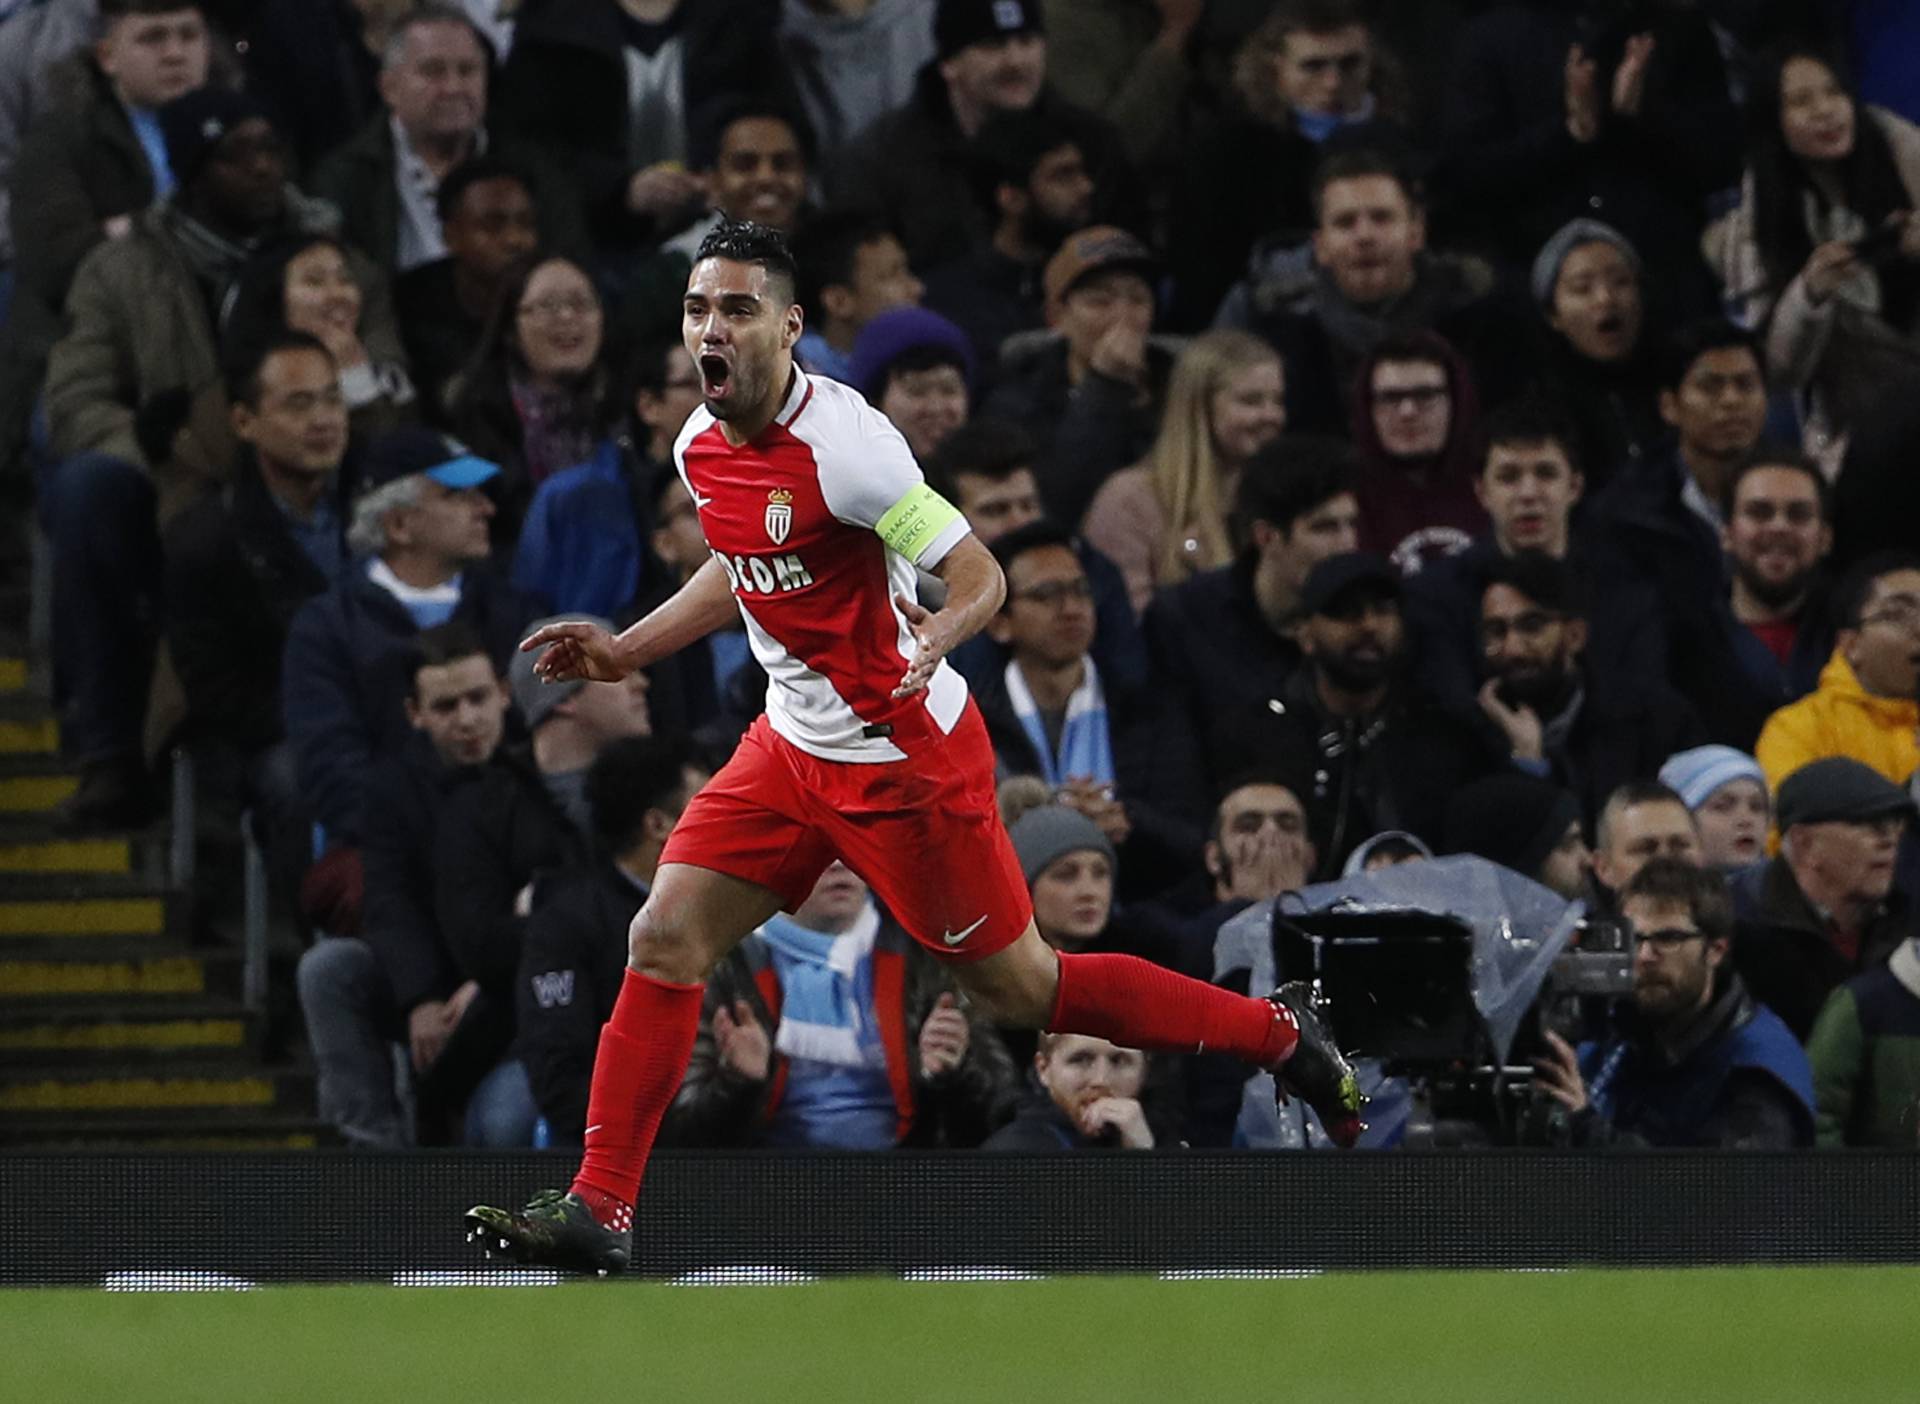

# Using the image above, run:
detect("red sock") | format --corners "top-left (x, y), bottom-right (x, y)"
top-left (1048, 951), bottom-right (1298, 1066)
top-left (570, 968), bottom-right (705, 1229)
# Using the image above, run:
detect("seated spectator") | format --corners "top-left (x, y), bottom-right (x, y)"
top-left (1703, 45), bottom-right (1920, 458)
top-left (1081, 330), bottom-right (1287, 615)
top-left (1220, 150), bottom-right (1511, 436)
top-left (1531, 858), bottom-right (1815, 1148)
top-left (1183, 771), bottom-right (1318, 941)
top-left (42, 88), bottom-right (333, 828)
top-left (1808, 929), bottom-right (1920, 1147)
top-left (282, 428), bottom-right (528, 889)
top-left (223, 234), bottom-right (417, 434)
top-left (162, 333), bottom-right (350, 834)
top-left (848, 305), bottom-right (974, 463)
top-left (1590, 779), bottom-right (1703, 913)
top-left (777, 0), bottom-right (935, 156)
top-left (1139, 439), bottom-right (1359, 826)
top-left (2, 0), bottom-right (210, 468)
top-left (394, 157), bottom-right (541, 421)
top-left (1442, 772), bottom-right (1592, 902)
top-left (794, 210), bottom-right (923, 385)
top-left (0, 0), bottom-right (102, 325)
top-left (1755, 552), bottom-right (1920, 796)
top-left (1169, 0), bottom-right (1406, 329)
top-left (1343, 830), bottom-right (1431, 875)
top-left (1732, 758), bottom-right (1915, 1042)
top-left (1008, 804), bottom-right (1187, 967)
top-left (920, 107), bottom-right (1095, 377)
top-left (517, 735), bottom-right (709, 1146)
top-left (297, 623), bottom-right (512, 1147)
top-left (443, 252), bottom-right (619, 544)
top-left (826, 0), bottom-right (1139, 272)
top-left (981, 1032), bottom-right (1158, 1150)
top-left (982, 225), bottom-right (1171, 527)
top-left (1660, 746), bottom-right (1771, 874)
top-left (1472, 551), bottom-right (1701, 827)
top-left (671, 862), bottom-right (1018, 1149)
top-left (513, 334), bottom-right (701, 618)
top-left (1347, 331), bottom-right (1486, 575)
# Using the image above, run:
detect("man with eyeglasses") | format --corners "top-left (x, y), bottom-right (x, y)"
top-left (1530, 856), bottom-right (1814, 1148)
top-left (1349, 332), bottom-right (1487, 574)
top-left (1732, 758), bottom-right (1917, 1043)
top-left (1756, 552), bottom-right (1920, 798)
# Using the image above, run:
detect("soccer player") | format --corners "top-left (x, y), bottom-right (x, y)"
top-left (465, 220), bottom-right (1364, 1274)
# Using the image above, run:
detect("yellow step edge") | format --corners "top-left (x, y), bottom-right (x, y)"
top-left (0, 897), bottom-right (164, 936)
top-left (0, 956), bottom-right (205, 997)
top-left (0, 659), bottom-right (26, 693)
top-left (0, 718), bottom-right (58, 754)
top-left (0, 1018), bottom-right (245, 1052)
top-left (134, 1134), bottom-right (319, 1151)
top-left (0, 838), bottom-right (132, 875)
top-left (0, 775), bottom-right (78, 811)
top-left (0, 1076), bottom-right (276, 1112)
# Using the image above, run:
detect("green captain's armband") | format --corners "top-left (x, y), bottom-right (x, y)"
top-left (875, 483), bottom-right (962, 561)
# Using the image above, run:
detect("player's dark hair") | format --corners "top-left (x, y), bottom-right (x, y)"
top-left (436, 154), bottom-right (536, 225)
top-left (794, 209), bottom-right (895, 323)
top-left (1480, 397), bottom-right (1583, 479)
top-left (1309, 147), bottom-right (1418, 221)
top-left (222, 328), bottom-right (334, 407)
top-left (695, 216), bottom-right (800, 306)
top-left (924, 417), bottom-right (1037, 498)
top-left (407, 620), bottom-right (492, 697)
top-left (1624, 857), bottom-right (1734, 943)
top-left (1835, 550), bottom-right (1920, 629)
top-left (1721, 444), bottom-right (1829, 521)
top-left (1660, 318), bottom-right (1763, 392)
top-left (1233, 435), bottom-right (1356, 543)
top-left (587, 735), bottom-right (696, 854)
top-left (1477, 549), bottom-right (1587, 621)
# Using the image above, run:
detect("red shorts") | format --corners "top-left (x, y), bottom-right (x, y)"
top-left (660, 702), bottom-right (1032, 962)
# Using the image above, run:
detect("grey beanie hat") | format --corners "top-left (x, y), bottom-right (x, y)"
top-left (1531, 218), bottom-right (1642, 309)
top-left (1009, 804), bottom-right (1117, 884)
top-left (510, 615), bottom-right (614, 732)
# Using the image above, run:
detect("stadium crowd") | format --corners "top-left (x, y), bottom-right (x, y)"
top-left (4, 0), bottom-right (1920, 1153)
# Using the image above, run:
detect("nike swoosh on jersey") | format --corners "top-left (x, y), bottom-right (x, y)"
top-left (941, 915), bottom-right (989, 946)
top-left (690, 491), bottom-right (714, 510)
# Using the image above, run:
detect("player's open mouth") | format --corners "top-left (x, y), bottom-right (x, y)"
top-left (700, 354), bottom-right (732, 399)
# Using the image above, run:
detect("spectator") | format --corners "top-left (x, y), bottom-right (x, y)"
top-left (1221, 150), bottom-right (1512, 436)
top-left (1039, 0), bottom-right (1197, 175)
top-left (1807, 929), bottom-right (1920, 1147)
top-left (671, 862), bottom-right (1019, 1149)
top-left (0, 0), bottom-right (101, 304)
top-left (1347, 331), bottom-right (1486, 575)
top-left (162, 333), bottom-right (350, 830)
top-left (794, 210), bottom-right (924, 384)
top-left (1732, 757), bottom-right (1916, 1042)
top-left (41, 88), bottom-right (333, 828)
top-left (3, 0), bottom-right (210, 467)
top-left (849, 305), bottom-right (974, 463)
top-left (282, 427), bottom-right (526, 865)
top-left (649, 98), bottom-right (814, 266)
top-left (1169, 0), bottom-right (1405, 329)
top-left (1704, 44), bottom-right (1920, 456)
top-left (1139, 438), bottom-right (1359, 826)
top-left (1181, 770), bottom-right (1318, 941)
top-left (513, 334), bottom-right (702, 619)
top-left (1442, 772), bottom-right (1592, 901)
top-left (298, 623), bottom-right (512, 1147)
top-left (443, 252), bottom-right (619, 543)
top-left (778, 0), bottom-right (936, 156)
top-left (826, 0), bottom-right (1139, 271)
top-left (1660, 745), bottom-right (1771, 874)
top-left (1590, 779), bottom-right (1703, 910)
top-left (393, 157), bottom-right (541, 420)
top-left (222, 233), bottom-right (417, 434)
top-left (1007, 804), bottom-right (1195, 983)
top-left (1755, 552), bottom-right (1920, 795)
top-left (981, 1031), bottom-right (1158, 1150)
top-left (1343, 830), bottom-right (1432, 875)
top-left (1531, 857), bottom-right (1815, 1148)
top-left (517, 735), bottom-right (708, 1145)
top-left (1472, 551), bottom-right (1701, 827)
top-left (311, 4), bottom-right (493, 277)
top-left (920, 107), bottom-right (1095, 377)
top-left (1081, 330), bottom-right (1287, 615)
top-left (982, 225), bottom-right (1170, 528)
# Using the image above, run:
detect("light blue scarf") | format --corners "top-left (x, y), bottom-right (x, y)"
top-left (759, 903), bottom-right (883, 1069)
top-left (1004, 657), bottom-right (1113, 789)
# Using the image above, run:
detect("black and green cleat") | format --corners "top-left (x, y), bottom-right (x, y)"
top-left (1267, 980), bottom-right (1368, 1149)
top-left (464, 1190), bottom-right (632, 1277)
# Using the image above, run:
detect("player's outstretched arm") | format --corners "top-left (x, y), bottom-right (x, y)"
top-left (894, 535), bottom-right (1006, 698)
top-left (522, 557), bottom-right (738, 682)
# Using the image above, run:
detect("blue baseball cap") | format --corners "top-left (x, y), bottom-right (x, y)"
top-left (359, 427), bottom-right (500, 493)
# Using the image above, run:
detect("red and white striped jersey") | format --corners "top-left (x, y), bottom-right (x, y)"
top-left (673, 370), bottom-right (972, 763)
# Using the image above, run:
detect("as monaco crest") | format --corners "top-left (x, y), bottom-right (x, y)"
top-left (764, 488), bottom-right (793, 545)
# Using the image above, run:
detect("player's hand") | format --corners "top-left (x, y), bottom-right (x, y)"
top-left (1078, 1096), bottom-right (1154, 1149)
top-left (917, 992), bottom-right (972, 1079)
top-left (1531, 1030), bottom-right (1590, 1116)
top-left (1478, 680), bottom-right (1545, 763)
top-left (712, 999), bottom-right (772, 1082)
top-left (520, 619), bottom-right (630, 683)
top-left (1610, 32), bottom-right (1655, 117)
top-left (892, 594), bottom-right (961, 697)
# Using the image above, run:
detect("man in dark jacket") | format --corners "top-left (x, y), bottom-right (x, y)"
top-left (516, 735), bottom-right (708, 1145)
top-left (1731, 758), bottom-right (1916, 1043)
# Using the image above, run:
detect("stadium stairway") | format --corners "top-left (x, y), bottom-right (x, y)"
top-left (0, 622), bottom-right (333, 1149)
